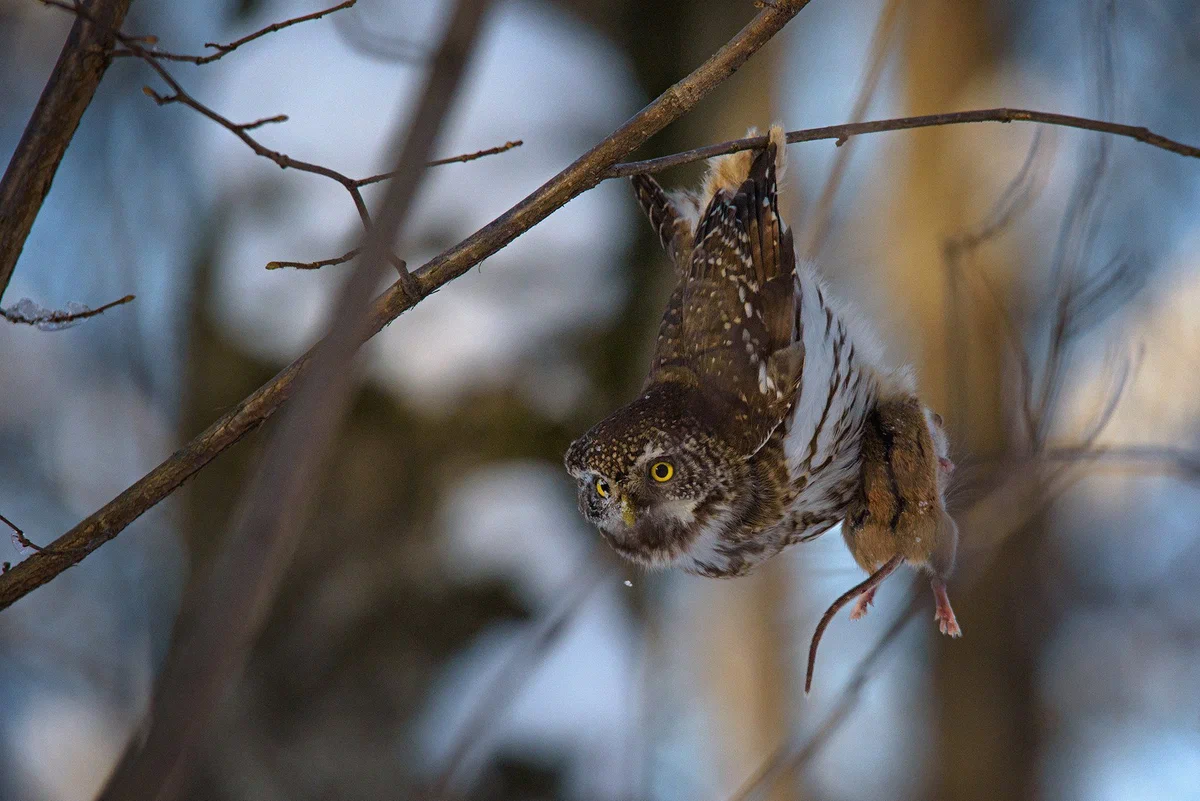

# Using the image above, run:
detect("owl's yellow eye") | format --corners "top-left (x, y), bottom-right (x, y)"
top-left (595, 478), bottom-right (611, 498)
top-left (651, 461), bottom-right (674, 482)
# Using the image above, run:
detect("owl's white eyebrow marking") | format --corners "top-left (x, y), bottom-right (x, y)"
top-left (639, 442), bottom-right (665, 461)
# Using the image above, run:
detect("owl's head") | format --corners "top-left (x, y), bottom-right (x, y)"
top-left (564, 384), bottom-right (739, 568)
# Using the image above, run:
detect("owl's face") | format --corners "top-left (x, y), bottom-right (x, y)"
top-left (564, 388), bottom-right (737, 568)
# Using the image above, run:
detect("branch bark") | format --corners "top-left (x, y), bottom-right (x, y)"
top-left (0, 0), bottom-right (133, 301)
top-left (607, 106), bottom-right (1200, 177)
top-left (0, 0), bottom-right (815, 610)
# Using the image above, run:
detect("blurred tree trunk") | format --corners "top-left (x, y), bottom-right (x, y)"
top-left (884, 1), bottom-right (1041, 799)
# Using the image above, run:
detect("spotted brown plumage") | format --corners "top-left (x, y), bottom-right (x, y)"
top-left (565, 124), bottom-right (960, 627)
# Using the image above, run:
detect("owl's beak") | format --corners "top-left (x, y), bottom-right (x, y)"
top-left (620, 496), bottom-right (637, 527)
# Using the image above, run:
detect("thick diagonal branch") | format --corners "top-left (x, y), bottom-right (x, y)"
top-left (0, 0), bottom-right (815, 610)
top-left (0, 0), bottom-right (134, 301)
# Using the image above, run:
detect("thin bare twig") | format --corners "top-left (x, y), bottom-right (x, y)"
top-left (354, 139), bottom-right (524, 186)
top-left (428, 138), bottom-right (524, 167)
top-left (0, 512), bottom-right (40, 554)
top-left (1, 293), bottom-right (135, 329)
top-left (236, 114), bottom-right (289, 131)
top-left (45, 0), bottom-right (422, 296)
top-left (110, 0), bottom-right (358, 64)
top-left (607, 107), bottom-right (1200, 178)
top-left (0, 511), bottom-right (85, 557)
top-left (266, 249), bottom-right (360, 270)
top-left (0, 0), bottom-right (818, 612)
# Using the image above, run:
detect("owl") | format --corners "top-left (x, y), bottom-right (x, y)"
top-left (564, 126), bottom-right (961, 648)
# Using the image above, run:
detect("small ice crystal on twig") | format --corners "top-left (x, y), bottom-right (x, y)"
top-left (1, 295), bottom-right (135, 331)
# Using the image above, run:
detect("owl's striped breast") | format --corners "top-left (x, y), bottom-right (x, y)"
top-left (777, 265), bottom-right (881, 544)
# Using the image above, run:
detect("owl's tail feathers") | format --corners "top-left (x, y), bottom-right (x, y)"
top-left (637, 126), bottom-right (790, 255)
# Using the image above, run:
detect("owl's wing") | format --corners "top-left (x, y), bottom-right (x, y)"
top-left (631, 173), bottom-right (694, 271)
top-left (632, 174), bottom-right (695, 389)
top-left (678, 141), bottom-right (802, 456)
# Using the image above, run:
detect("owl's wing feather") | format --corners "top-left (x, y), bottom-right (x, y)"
top-left (674, 141), bottom-right (800, 456)
top-left (631, 174), bottom-right (694, 271)
top-left (632, 173), bottom-right (696, 389)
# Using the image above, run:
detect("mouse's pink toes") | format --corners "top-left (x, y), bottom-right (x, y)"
top-left (936, 607), bottom-right (962, 637)
top-left (931, 580), bottom-right (962, 638)
top-left (849, 587), bottom-right (877, 621)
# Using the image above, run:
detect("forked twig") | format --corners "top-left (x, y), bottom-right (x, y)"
top-left (109, 0), bottom-right (358, 64)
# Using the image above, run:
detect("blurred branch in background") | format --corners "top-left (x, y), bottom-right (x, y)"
top-left (797, 0), bottom-right (904, 260)
top-left (729, 590), bottom-right (923, 801)
top-left (0, 0), bottom-right (816, 612)
top-left (428, 550), bottom-right (611, 799)
top-left (95, 0), bottom-right (494, 798)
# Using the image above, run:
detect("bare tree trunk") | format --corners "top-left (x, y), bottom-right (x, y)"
top-left (884, 1), bottom-right (1040, 799)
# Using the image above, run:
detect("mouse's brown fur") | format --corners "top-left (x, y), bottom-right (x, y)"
top-left (844, 397), bottom-right (957, 576)
top-left (806, 394), bottom-right (961, 693)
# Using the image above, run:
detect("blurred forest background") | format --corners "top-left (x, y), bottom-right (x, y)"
top-left (2, 0), bottom-right (1200, 799)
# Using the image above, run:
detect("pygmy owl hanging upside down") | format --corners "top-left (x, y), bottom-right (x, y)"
top-left (563, 127), bottom-right (961, 682)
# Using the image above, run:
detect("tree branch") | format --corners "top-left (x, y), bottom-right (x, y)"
top-left (45, 0), bottom-right (472, 298)
top-left (266, 248), bottom-right (360, 270)
top-left (110, 0), bottom-right (358, 64)
top-left (94, 0), bottom-right (490, 796)
top-left (1, 293), bottom-right (134, 329)
top-left (0, 0), bottom-right (817, 610)
top-left (355, 138), bottom-right (524, 187)
top-left (607, 107), bottom-right (1200, 178)
top-left (0, 0), bottom-right (134, 302)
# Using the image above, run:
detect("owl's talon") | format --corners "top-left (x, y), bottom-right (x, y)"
top-left (849, 586), bottom-right (877, 620)
top-left (932, 580), bottom-right (962, 637)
